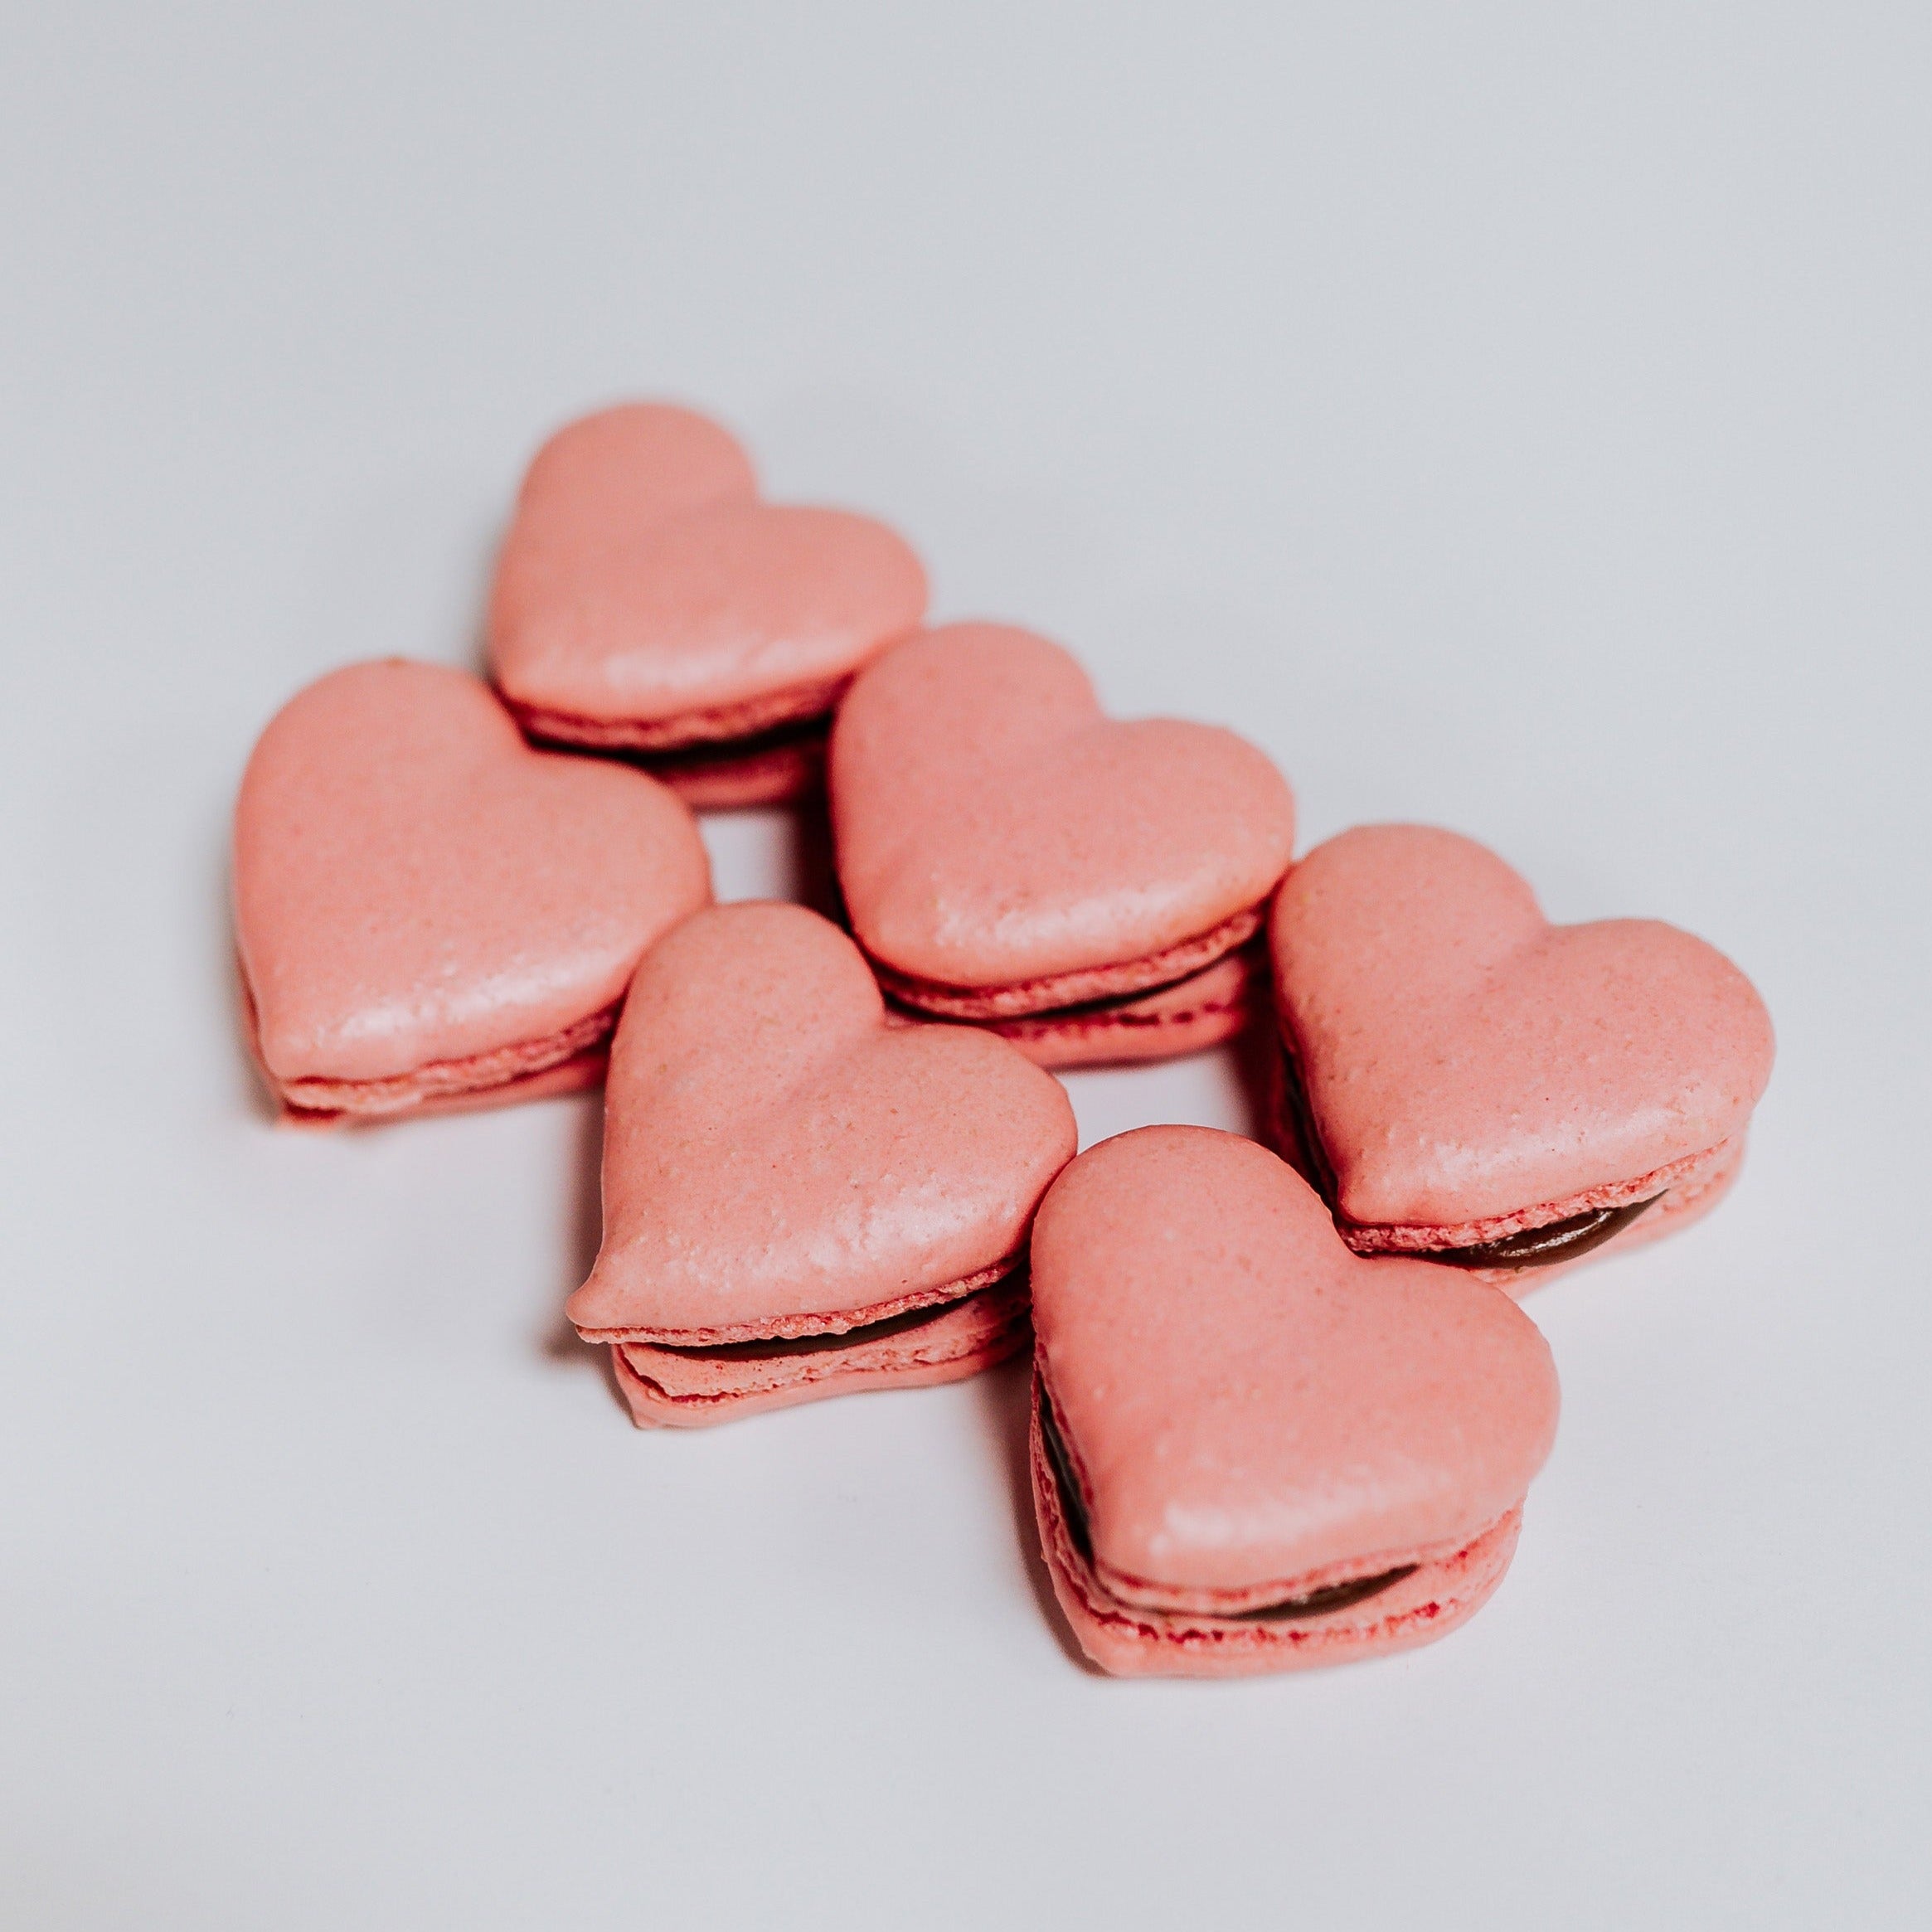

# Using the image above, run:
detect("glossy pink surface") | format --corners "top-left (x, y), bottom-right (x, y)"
top-left (566, 903), bottom-right (1077, 1340)
top-left (1030, 1127), bottom-right (1559, 1598)
top-left (233, 660), bottom-right (711, 1092)
top-left (488, 402), bottom-right (926, 734)
top-left (830, 623), bottom-right (1296, 988)
top-left (1269, 824), bottom-right (1775, 1231)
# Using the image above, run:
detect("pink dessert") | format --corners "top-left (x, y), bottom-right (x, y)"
top-left (232, 659), bottom-right (710, 1124)
top-left (566, 902), bottom-right (1077, 1425)
top-left (1029, 1127), bottom-right (1561, 1677)
top-left (488, 402), bottom-right (928, 808)
top-left (1269, 824), bottom-right (1775, 1288)
top-left (828, 623), bottom-right (1296, 1067)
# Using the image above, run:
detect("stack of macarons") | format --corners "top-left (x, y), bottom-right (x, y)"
top-left (232, 400), bottom-right (1775, 1679)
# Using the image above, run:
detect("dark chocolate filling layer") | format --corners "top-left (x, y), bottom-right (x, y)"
top-left (1038, 1393), bottom-right (1413, 1623)
top-left (1273, 1042), bottom-right (1339, 1201)
top-left (1430, 1196), bottom-right (1662, 1270)
top-left (1226, 1566), bottom-right (1420, 1621)
top-left (1276, 1043), bottom-right (1666, 1270)
top-left (1039, 1390), bottom-right (1095, 1562)
top-left (649, 1292), bottom-right (980, 1362)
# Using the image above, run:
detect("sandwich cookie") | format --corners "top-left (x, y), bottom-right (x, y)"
top-left (1269, 824), bottom-right (1775, 1289)
top-left (566, 902), bottom-right (1077, 1425)
top-left (829, 624), bottom-right (1294, 1067)
top-left (1029, 1127), bottom-right (1560, 1678)
top-left (488, 401), bottom-right (928, 808)
top-left (233, 660), bottom-right (711, 1124)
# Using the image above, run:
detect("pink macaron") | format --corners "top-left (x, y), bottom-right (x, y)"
top-left (488, 402), bottom-right (929, 808)
top-left (1028, 1127), bottom-right (1561, 1677)
top-left (566, 901), bottom-right (1077, 1425)
top-left (1268, 824), bottom-right (1775, 1287)
top-left (828, 623), bottom-right (1296, 1067)
top-left (232, 659), bottom-right (711, 1124)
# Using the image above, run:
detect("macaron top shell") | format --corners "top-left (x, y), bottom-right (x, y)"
top-left (234, 659), bottom-right (711, 1085)
top-left (502, 401), bottom-right (760, 546)
top-left (566, 902), bottom-right (1078, 1340)
top-left (1269, 824), bottom-right (1776, 1229)
top-left (1030, 1127), bottom-right (1560, 1595)
top-left (488, 401), bottom-right (928, 728)
top-left (487, 404), bottom-right (759, 712)
top-left (830, 624), bottom-right (1297, 988)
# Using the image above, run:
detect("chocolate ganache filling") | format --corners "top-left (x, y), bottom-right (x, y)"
top-left (1038, 1393), bottom-right (1414, 1621)
top-left (1275, 1045), bottom-right (1665, 1269)
top-left (653, 1294), bottom-right (975, 1362)
top-left (1430, 1196), bottom-right (1662, 1270)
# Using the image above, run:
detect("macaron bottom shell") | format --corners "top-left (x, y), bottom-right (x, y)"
top-left (506, 684), bottom-right (844, 810)
top-left (872, 920), bottom-right (1265, 1072)
top-left (1029, 1393), bottom-right (1523, 1677)
top-left (641, 723), bottom-right (829, 811)
top-left (871, 901), bottom-right (1263, 1024)
top-left (607, 1270), bottom-right (1030, 1426)
top-left (967, 946), bottom-right (1258, 1071)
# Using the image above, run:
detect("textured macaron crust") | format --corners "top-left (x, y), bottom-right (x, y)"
top-left (488, 402), bottom-right (927, 802)
top-left (233, 660), bottom-right (711, 1124)
top-left (1269, 825), bottom-right (1774, 1280)
top-left (566, 902), bottom-right (1077, 1424)
top-left (829, 623), bottom-right (1295, 1065)
top-left (1028, 1127), bottom-right (1560, 1677)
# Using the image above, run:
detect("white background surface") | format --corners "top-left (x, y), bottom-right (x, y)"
top-left (3, 6), bottom-right (1928, 1926)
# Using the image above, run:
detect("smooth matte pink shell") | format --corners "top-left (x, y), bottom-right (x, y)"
top-left (233, 660), bottom-right (711, 1095)
top-left (1269, 824), bottom-right (1775, 1232)
top-left (829, 624), bottom-right (1296, 989)
top-left (488, 403), bottom-right (926, 735)
top-left (1029, 1128), bottom-right (1559, 1604)
top-left (566, 902), bottom-right (1077, 1341)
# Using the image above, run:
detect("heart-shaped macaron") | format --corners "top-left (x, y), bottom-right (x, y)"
top-left (1269, 824), bottom-right (1774, 1280)
top-left (566, 901), bottom-right (1077, 1426)
top-left (488, 402), bottom-right (927, 805)
top-left (828, 623), bottom-right (1296, 1066)
top-left (1029, 1126), bottom-right (1561, 1677)
top-left (233, 659), bottom-right (711, 1123)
